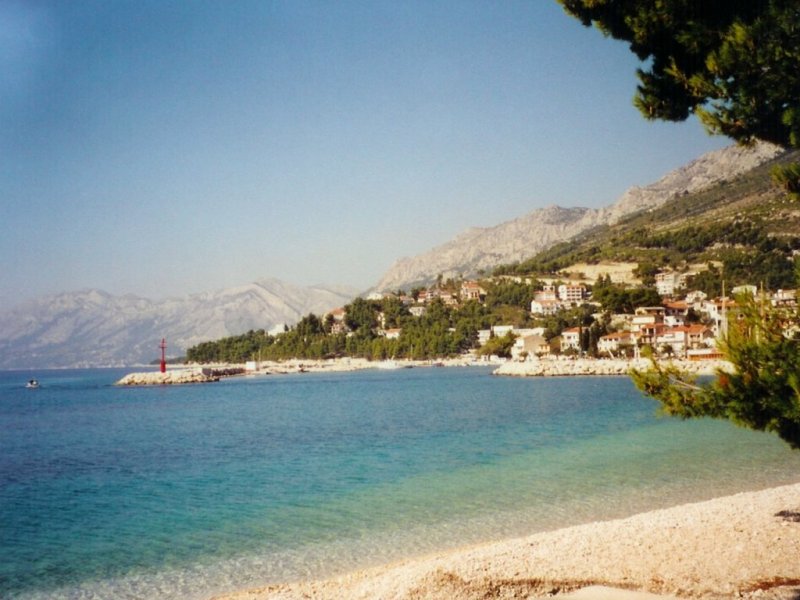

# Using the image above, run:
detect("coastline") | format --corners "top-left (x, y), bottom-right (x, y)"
top-left (212, 482), bottom-right (800, 600)
top-left (493, 357), bottom-right (734, 378)
top-left (122, 355), bottom-right (731, 383)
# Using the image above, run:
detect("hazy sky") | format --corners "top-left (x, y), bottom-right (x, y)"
top-left (1, 0), bottom-right (729, 308)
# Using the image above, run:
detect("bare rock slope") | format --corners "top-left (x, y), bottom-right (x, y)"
top-left (372, 142), bottom-right (784, 292)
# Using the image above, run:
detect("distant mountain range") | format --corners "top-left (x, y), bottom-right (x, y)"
top-left (371, 142), bottom-right (785, 292)
top-left (0, 142), bottom-right (787, 369)
top-left (0, 280), bottom-right (356, 369)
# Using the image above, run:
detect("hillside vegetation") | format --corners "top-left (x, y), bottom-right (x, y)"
top-left (495, 150), bottom-right (800, 295)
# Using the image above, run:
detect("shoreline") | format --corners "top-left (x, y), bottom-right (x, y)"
top-left (211, 482), bottom-right (800, 600)
top-left (115, 357), bottom-right (496, 383)
top-left (493, 357), bottom-right (734, 378)
top-left (121, 355), bottom-right (732, 384)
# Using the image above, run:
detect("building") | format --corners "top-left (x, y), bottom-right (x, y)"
top-left (598, 331), bottom-right (636, 356)
top-left (477, 325), bottom-right (515, 346)
top-left (635, 322), bottom-right (665, 347)
top-left (631, 307), bottom-right (664, 332)
top-left (557, 284), bottom-right (586, 304)
top-left (325, 307), bottom-right (349, 335)
top-left (664, 315), bottom-right (685, 327)
top-left (440, 292), bottom-right (459, 307)
top-left (560, 327), bottom-right (582, 353)
top-left (772, 289), bottom-right (797, 308)
top-left (460, 281), bottom-right (486, 301)
top-left (684, 290), bottom-right (708, 306)
top-left (701, 298), bottom-right (739, 335)
top-left (512, 334), bottom-right (550, 359)
top-left (663, 300), bottom-right (689, 317)
top-left (382, 328), bottom-right (402, 340)
top-left (492, 325), bottom-right (514, 338)
top-left (417, 289), bottom-right (431, 303)
top-left (731, 284), bottom-right (757, 297)
top-left (530, 299), bottom-right (562, 316)
top-left (655, 272), bottom-right (688, 297)
top-left (655, 325), bottom-right (714, 357)
top-left (534, 285), bottom-right (558, 302)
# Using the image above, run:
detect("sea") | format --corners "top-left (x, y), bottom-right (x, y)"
top-left (1, 366), bottom-right (798, 600)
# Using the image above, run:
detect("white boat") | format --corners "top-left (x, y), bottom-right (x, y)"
top-left (26, 379), bottom-right (40, 389)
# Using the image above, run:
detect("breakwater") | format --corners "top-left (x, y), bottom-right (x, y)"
top-left (493, 357), bottom-right (732, 377)
top-left (115, 367), bottom-right (244, 385)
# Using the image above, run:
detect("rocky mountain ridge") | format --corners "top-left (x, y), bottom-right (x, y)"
top-left (372, 142), bottom-right (785, 292)
top-left (0, 280), bottom-right (356, 369)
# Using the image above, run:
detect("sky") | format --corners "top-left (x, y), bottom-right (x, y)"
top-left (0, 0), bottom-right (730, 309)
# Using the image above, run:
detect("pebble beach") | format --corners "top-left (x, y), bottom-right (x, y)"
top-left (212, 483), bottom-right (800, 600)
top-left (493, 357), bottom-right (734, 378)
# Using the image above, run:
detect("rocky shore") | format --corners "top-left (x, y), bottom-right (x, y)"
top-left (493, 357), bottom-right (733, 378)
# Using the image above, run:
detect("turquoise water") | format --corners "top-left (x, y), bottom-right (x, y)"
top-left (1, 367), bottom-right (798, 599)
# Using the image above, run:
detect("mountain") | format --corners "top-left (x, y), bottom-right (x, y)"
top-left (503, 147), bottom-right (800, 280)
top-left (0, 279), bottom-right (356, 369)
top-left (372, 142), bottom-right (786, 292)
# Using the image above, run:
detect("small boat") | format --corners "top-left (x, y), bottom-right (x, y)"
top-left (26, 379), bottom-right (40, 389)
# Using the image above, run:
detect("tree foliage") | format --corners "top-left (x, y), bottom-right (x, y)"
top-left (631, 296), bottom-right (800, 449)
top-left (559, 0), bottom-right (800, 148)
top-left (560, 0), bottom-right (800, 447)
top-left (559, 0), bottom-right (800, 198)
top-left (592, 274), bottom-right (662, 313)
top-left (477, 332), bottom-right (517, 358)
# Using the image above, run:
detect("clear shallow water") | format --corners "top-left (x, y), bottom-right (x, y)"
top-left (1, 367), bottom-right (798, 599)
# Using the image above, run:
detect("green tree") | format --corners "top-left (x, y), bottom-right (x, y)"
top-left (631, 296), bottom-right (800, 449)
top-left (559, 0), bottom-right (800, 196)
top-left (561, 0), bottom-right (800, 447)
top-left (380, 296), bottom-right (408, 329)
top-left (344, 298), bottom-right (378, 334)
top-left (634, 262), bottom-right (659, 286)
top-left (478, 332), bottom-right (518, 359)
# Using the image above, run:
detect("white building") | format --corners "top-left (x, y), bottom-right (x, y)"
top-left (560, 327), bottom-right (582, 352)
top-left (558, 284), bottom-right (586, 304)
top-left (631, 307), bottom-right (664, 332)
top-left (534, 285), bottom-right (558, 302)
top-left (731, 284), bottom-right (757, 297)
top-left (655, 272), bottom-right (690, 297)
top-left (655, 325), bottom-right (715, 357)
top-left (598, 332), bottom-right (636, 355)
top-left (684, 290), bottom-right (707, 305)
top-left (530, 299), bottom-right (562, 315)
top-left (772, 289), bottom-right (797, 307)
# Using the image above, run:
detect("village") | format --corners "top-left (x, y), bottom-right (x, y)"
top-left (330, 270), bottom-right (800, 364)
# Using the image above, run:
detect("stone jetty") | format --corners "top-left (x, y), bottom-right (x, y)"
top-left (115, 368), bottom-right (240, 385)
top-left (493, 357), bottom-right (733, 377)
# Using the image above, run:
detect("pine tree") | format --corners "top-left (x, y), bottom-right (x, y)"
top-left (631, 295), bottom-right (800, 449)
top-left (559, 0), bottom-right (800, 198)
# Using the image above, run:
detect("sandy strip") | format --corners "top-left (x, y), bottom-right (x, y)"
top-left (212, 483), bottom-right (800, 600)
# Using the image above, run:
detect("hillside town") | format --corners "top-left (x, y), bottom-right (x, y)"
top-left (329, 272), bottom-right (798, 364)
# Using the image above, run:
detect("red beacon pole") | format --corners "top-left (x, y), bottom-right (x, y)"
top-left (159, 338), bottom-right (167, 373)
